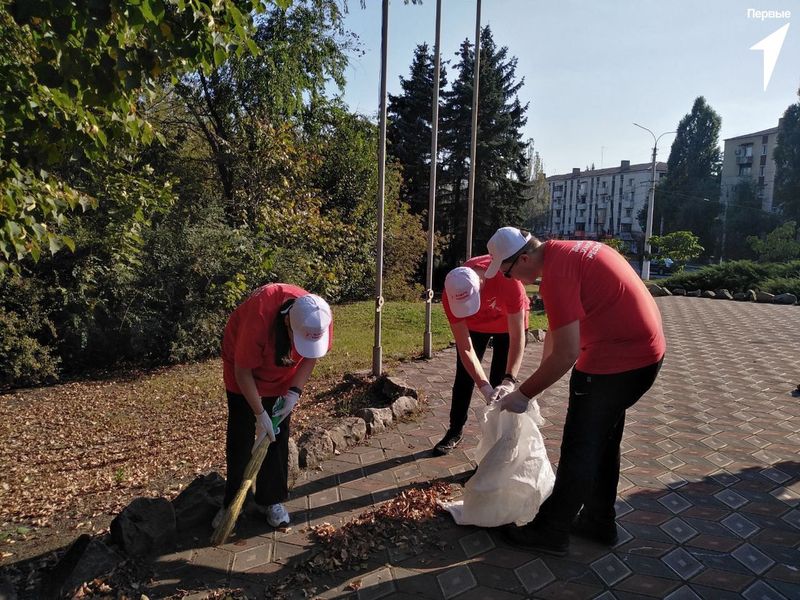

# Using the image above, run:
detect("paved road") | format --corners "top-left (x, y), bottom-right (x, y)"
top-left (152, 297), bottom-right (800, 599)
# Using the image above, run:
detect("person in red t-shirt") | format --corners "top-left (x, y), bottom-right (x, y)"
top-left (434, 255), bottom-right (530, 455)
top-left (217, 283), bottom-right (333, 530)
top-left (484, 227), bottom-right (665, 556)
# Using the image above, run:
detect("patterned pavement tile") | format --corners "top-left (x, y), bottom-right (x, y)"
top-left (614, 574), bottom-right (681, 597)
top-left (513, 558), bottom-right (555, 593)
top-left (590, 553), bottom-right (632, 586)
top-left (663, 586), bottom-right (703, 600)
top-left (690, 567), bottom-right (755, 592)
top-left (158, 299), bottom-right (800, 600)
top-left (660, 517), bottom-right (699, 544)
top-left (741, 580), bottom-right (788, 600)
top-left (721, 513), bottom-right (760, 538)
top-left (458, 530), bottom-right (495, 558)
top-left (662, 547), bottom-right (704, 579)
top-left (436, 565), bottom-right (477, 600)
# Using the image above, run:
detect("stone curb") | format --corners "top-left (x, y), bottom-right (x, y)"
top-left (647, 284), bottom-right (797, 305)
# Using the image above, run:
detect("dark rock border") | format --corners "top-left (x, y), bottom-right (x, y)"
top-left (647, 284), bottom-right (797, 305)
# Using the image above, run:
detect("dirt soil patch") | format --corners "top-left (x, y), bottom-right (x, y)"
top-left (0, 360), bottom-right (383, 568)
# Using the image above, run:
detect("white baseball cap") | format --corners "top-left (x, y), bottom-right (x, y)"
top-left (289, 294), bottom-right (332, 359)
top-left (445, 267), bottom-right (481, 319)
top-left (485, 227), bottom-right (532, 279)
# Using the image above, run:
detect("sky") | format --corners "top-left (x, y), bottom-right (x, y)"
top-left (329, 0), bottom-right (799, 176)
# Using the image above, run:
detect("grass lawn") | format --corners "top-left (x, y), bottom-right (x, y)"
top-left (319, 300), bottom-right (547, 378)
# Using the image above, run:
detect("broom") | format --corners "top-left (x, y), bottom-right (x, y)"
top-left (211, 411), bottom-right (283, 546)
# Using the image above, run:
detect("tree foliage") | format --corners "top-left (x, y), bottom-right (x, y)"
top-left (0, 0), bottom-right (289, 275)
top-left (773, 90), bottom-right (800, 222)
top-left (649, 230), bottom-right (704, 270)
top-left (654, 96), bottom-right (722, 255)
top-left (387, 43), bottom-right (447, 216)
top-left (0, 0), bottom-right (430, 387)
top-left (747, 220), bottom-right (800, 263)
top-left (439, 26), bottom-right (528, 264)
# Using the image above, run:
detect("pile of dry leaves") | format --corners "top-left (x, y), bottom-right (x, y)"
top-left (270, 482), bottom-right (455, 599)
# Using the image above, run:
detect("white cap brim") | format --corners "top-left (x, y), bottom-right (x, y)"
top-left (450, 292), bottom-right (480, 319)
top-left (293, 329), bottom-right (330, 359)
top-left (484, 257), bottom-right (503, 279)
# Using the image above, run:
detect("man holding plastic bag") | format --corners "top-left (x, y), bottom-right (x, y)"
top-left (483, 227), bottom-right (665, 556)
top-left (433, 259), bottom-right (528, 456)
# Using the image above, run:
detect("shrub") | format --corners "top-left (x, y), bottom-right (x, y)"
top-left (661, 260), bottom-right (800, 293)
top-left (0, 278), bottom-right (60, 387)
top-left (760, 277), bottom-right (800, 297)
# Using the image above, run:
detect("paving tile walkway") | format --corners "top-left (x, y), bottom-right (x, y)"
top-left (152, 298), bottom-right (800, 599)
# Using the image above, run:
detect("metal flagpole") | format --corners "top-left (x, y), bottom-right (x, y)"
top-left (465, 0), bottom-right (481, 259)
top-left (373, 0), bottom-right (389, 376)
top-left (424, 0), bottom-right (442, 359)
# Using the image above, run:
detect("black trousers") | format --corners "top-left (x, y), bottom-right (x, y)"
top-left (449, 331), bottom-right (510, 433)
top-left (535, 359), bottom-right (663, 531)
top-left (223, 391), bottom-right (290, 508)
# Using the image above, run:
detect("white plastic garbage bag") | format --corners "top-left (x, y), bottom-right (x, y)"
top-left (442, 400), bottom-right (555, 527)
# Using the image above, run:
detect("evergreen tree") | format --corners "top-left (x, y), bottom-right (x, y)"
top-left (773, 90), bottom-right (800, 223)
top-left (387, 43), bottom-right (447, 216)
top-left (654, 96), bottom-right (722, 255)
top-left (440, 26), bottom-right (529, 264)
top-left (722, 180), bottom-right (780, 260)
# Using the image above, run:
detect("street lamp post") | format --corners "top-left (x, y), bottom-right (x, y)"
top-left (633, 123), bottom-right (675, 280)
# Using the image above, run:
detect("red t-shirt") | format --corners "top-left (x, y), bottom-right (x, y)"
top-left (539, 240), bottom-right (665, 374)
top-left (221, 283), bottom-right (333, 397)
top-left (442, 255), bottom-right (530, 334)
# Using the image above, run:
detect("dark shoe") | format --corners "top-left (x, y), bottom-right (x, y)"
top-left (500, 520), bottom-right (569, 556)
top-left (433, 429), bottom-right (463, 456)
top-left (571, 511), bottom-right (618, 546)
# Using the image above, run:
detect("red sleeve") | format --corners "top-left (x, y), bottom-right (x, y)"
top-left (540, 252), bottom-right (585, 331)
top-left (502, 278), bottom-right (528, 314)
top-left (234, 301), bottom-right (269, 369)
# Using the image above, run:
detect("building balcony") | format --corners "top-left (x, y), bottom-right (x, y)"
top-left (621, 217), bottom-right (633, 224)
top-left (576, 202), bottom-right (587, 211)
top-left (736, 155), bottom-right (753, 165)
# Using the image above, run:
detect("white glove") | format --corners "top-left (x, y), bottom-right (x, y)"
top-left (253, 410), bottom-right (276, 451)
top-left (498, 389), bottom-right (531, 413)
top-left (479, 383), bottom-right (494, 403)
top-left (272, 388), bottom-right (300, 424)
top-left (489, 378), bottom-right (516, 404)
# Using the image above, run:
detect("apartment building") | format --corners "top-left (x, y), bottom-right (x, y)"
top-left (546, 160), bottom-right (667, 250)
top-left (720, 123), bottom-right (781, 212)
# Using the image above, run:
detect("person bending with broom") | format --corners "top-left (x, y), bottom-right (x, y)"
top-left (214, 284), bottom-right (333, 530)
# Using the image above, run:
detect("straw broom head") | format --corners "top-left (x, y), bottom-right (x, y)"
top-left (211, 436), bottom-right (271, 546)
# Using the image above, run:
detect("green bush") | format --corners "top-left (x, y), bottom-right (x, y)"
top-left (760, 277), bottom-right (800, 297)
top-left (0, 278), bottom-right (60, 387)
top-left (661, 260), bottom-right (800, 293)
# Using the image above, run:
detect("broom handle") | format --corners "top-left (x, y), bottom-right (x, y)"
top-left (211, 435), bottom-right (272, 545)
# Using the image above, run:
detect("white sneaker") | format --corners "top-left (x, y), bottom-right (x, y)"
top-left (211, 507), bottom-right (225, 529)
top-left (266, 503), bottom-right (290, 527)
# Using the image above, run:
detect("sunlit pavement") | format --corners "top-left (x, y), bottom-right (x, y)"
top-left (152, 297), bottom-right (800, 599)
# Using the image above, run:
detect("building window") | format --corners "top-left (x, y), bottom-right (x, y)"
top-left (621, 223), bottom-right (632, 233)
top-left (625, 209), bottom-right (632, 217)
top-left (762, 144), bottom-right (767, 156)
top-left (739, 165), bottom-right (752, 177)
top-left (760, 166), bottom-right (765, 177)
top-left (744, 144), bottom-right (753, 157)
